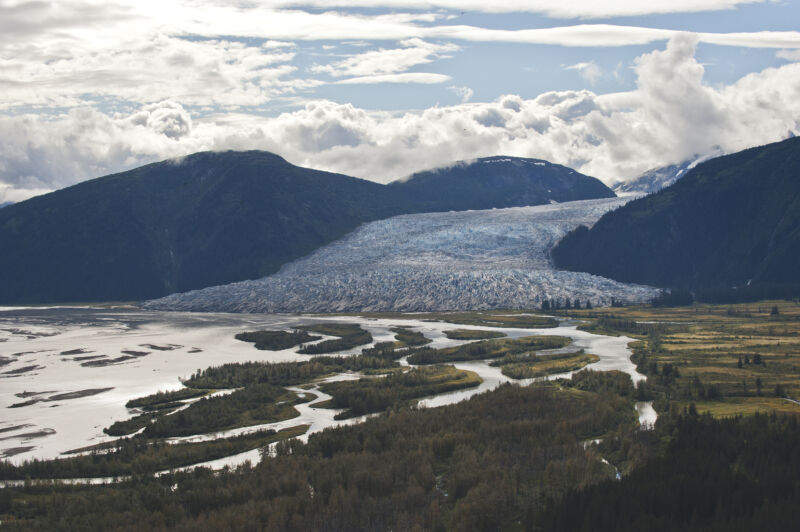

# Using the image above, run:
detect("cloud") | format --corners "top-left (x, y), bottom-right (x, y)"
top-left (777, 49), bottom-right (800, 61)
top-left (311, 38), bottom-right (458, 77)
top-left (2, 35), bottom-right (800, 201)
top-left (210, 1), bottom-right (769, 19)
top-left (0, 33), bottom-right (301, 110)
top-left (565, 62), bottom-right (603, 85)
top-left (1, 2), bottom-right (799, 115)
top-left (449, 86), bottom-right (474, 103)
top-left (334, 73), bottom-right (452, 84)
top-left (127, 101), bottom-right (193, 139)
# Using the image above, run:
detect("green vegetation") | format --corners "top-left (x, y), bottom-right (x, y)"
top-left (390, 154), bottom-right (614, 212)
top-left (235, 330), bottom-right (321, 351)
top-left (407, 335), bottom-right (571, 364)
top-left (106, 339), bottom-right (416, 439)
top-left (390, 326), bottom-right (431, 346)
top-left (560, 369), bottom-right (636, 397)
top-left (577, 315), bottom-right (688, 337)
top-left (125, 388), bottom-right (208, 409)
top-left (499, 352), bottom-right (600, 379)
top-left (553, 136), bottom-right (800, 296)
top-left (184, 355), bottom-right (400, 390)
top-left (443, 328), bottom-right (506, 340)
top-left (0, 426), bottom-right (307, 480)
top-left (297, 323), bottom-right (373, 354)
top-left (319, 365), bottom-right (482, 418)
top-left (105, 411), bottom-right (174, 437)
top-left (341, 310), bottom-right (558, 329)
top-left (433, 311), bottom-right (558, 329)
top-left (542, 412), bottom-right (800, 531)
top-left (565, 299), bottom-right (800, 417)
top-left (0, 381), bottom-right (636, 530)
top-left (142, 384), bottom-right (309, 438)
top-left (0, 152), bottom-right (616, 305)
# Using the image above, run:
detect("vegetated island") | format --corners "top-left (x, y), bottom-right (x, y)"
top-left (443, 329), bottom-right (507, 340)
top-left (235, 330), bottom-right (322, 351)
top-left (407, 335), bottom-right (570, 364)
top-left (296, 323), bottom-right (373, 354)
top-left (317, 365), bottom-right (482, 419)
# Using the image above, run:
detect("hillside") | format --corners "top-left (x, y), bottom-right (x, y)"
top-left (146, 198), bottom-right (657, 313)
top-left (0, 151), bottom-right (403, 303)
top-left (391, 156), bottom-right (614, 210)
top-left (552, 137), bottom-right (800, 293)
top-left (0, 152), bottom-right (614, 304)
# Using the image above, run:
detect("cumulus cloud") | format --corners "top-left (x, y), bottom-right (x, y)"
top-left (0, 33), bottom-right (301, 110)
top-left (2, 35), bottom-right (800, 200)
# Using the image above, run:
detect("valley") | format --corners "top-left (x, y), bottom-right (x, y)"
top-left (0, 306), bottom-right (651, 472)
top-left (148, 198), bottom-right (659, 313)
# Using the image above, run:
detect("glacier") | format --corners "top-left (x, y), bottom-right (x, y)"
top-left (147, 197), bottom-right (660, 312)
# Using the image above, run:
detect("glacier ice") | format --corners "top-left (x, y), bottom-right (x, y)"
top-left (147, 198), bottom-right (660, 312)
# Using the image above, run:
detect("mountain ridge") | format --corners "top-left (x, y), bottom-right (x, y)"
top-left (0, 150), bottom-right (614, 304)
top-left (552, 137), bottom-right (800, 293)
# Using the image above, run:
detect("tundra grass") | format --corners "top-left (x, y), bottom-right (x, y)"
top-left (563, 299), bottom-right (800, 417)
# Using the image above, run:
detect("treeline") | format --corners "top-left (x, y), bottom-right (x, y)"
top-left (184, 354), bottom-right (401, 390)
top-left (390, 326), bottom-right (432, 346)
top-left (141, 384), bottom-right (305, 438)
top-left (541, 411), bottom-right (800, 531)
top-left (0, 428), bottom-right (306, 480)
top-left (0, 380), bottom-right (635, 531)
top-left (297, 324), bottom-right (373, 354)
top-left (319, 365), bottom-right (481, 418)
top-left (560, 369), bottom-right (636, 397)
top-left (407, 335), bottom-right (570, 364)
top-left (652, 285), bottom-right (800, 305)
top-left (235, 330), bottom-right (321, 351)
top-left (442, 329), bottom-right (506, 340)
top-left (580, 316), bottom-right (688, 336)
top-left (498, 352), bottom-right (599, 379)
top-left (126, 388), bottom-right (207, 409)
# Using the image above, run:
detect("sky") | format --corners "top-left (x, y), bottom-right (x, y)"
top-left (1, 1), bottom-right (800, 202)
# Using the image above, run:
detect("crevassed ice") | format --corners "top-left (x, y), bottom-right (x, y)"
top-left (147, 198), bottom-right (659, 312)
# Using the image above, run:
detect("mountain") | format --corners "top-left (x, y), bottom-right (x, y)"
top-left (612, 160), bottom-right (694, 196)
top-left (0, 202), bottom-right (11, 209)
top-left (0, 152), bottom-right (615, 304)
top-left (552, 137), bottom-right (800, 293)
top-left (612, 152), bottom-right (723, 196)
top-left (390, 156), bottom-right (614, 210)
top-left (0, 151), bottom-right (404, 304)
top-left (147, 198), bottom-right (657, 313)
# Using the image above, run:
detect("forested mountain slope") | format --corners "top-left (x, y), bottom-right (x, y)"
top-left (391, 155), bottom-right (614, 210)
top-left (0, 152), bottom-right (614, 304)
top-left (552, 137), bottom-right (800, 292)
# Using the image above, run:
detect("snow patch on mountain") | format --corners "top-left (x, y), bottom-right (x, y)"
top-left (147, 198), bottom-right (659, 313)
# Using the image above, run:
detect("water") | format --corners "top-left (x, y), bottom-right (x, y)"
top-left (0, 307), bottom-right (652, 473)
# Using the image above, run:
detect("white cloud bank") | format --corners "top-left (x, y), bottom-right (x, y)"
top-left (1, 34), bottom-right (799, 202)
top-left (187, 1), bottom-right (770, 19)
